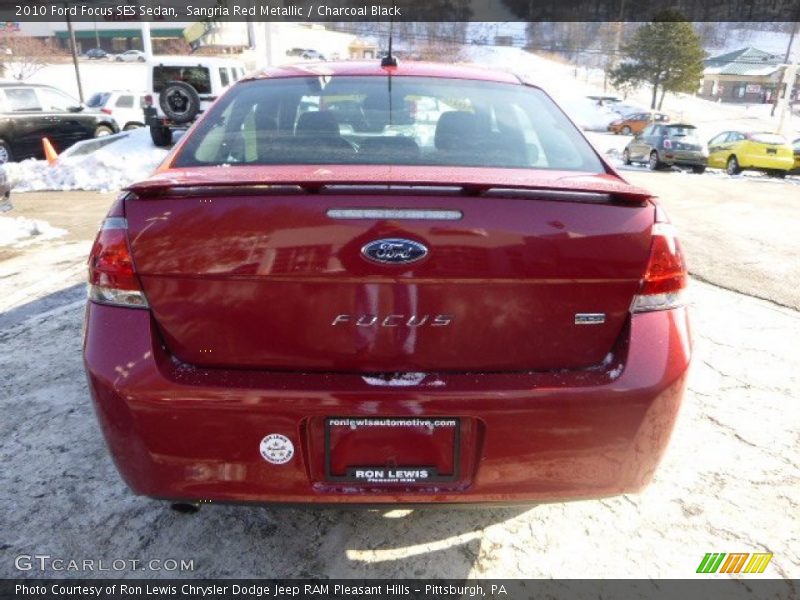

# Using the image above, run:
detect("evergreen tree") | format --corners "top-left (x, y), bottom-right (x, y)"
top-left (610, 10), bottom-right (706, 109)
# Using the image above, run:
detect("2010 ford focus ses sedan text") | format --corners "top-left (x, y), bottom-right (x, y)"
top-left (83, 61), bottom-right (691, 506)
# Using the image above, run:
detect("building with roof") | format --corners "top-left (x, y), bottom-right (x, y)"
top-left (699, 47), bottom-right (796, 103)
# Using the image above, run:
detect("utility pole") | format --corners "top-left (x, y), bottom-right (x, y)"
top-left (141, 22), bottom-right (152, 57)
top-left (776, 22), bottom-right (799, 135)
top-left (140, 0), bottom-right (152, 56)
top-left (65, 5), bottom-right (84, 103)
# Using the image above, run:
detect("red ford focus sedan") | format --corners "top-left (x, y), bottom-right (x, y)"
top-left (83, 61), bottom-right (691, 506)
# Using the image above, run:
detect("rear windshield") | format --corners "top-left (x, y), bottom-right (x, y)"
top-left (667, 126), bottom-right (700, 141)
top-left (667, 126), bottom-right (696, 136)
top-left (172, 75), bottom-right (604, 172)
top-left (86, 92), bottom-right (110, 108)
top-left (153, 66), bottom-right (211, 95)
top-left (750, 133), bottom-right (786, 145)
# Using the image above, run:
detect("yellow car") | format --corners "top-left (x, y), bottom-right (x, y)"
top-left (707, 131), bottom-right (794, 177)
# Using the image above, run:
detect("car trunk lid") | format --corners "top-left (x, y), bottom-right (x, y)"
top-left (125, 166), bottom-right (654, 373)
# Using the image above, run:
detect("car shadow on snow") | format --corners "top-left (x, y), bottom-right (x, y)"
top-left (0, 282), bottom-right (85, 331)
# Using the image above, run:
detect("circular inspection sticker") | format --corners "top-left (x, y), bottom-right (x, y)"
top-left (259, 434), bottom-right (295, 465)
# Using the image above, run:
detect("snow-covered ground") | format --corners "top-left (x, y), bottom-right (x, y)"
top-left (2, 128), bottom-right (169, 194)
top-left (0, 215), bottom-right (66, 248)
top-left (464, 45), bottom-right (800, 142)
top-left (26, 62), bottom-right (148, 101)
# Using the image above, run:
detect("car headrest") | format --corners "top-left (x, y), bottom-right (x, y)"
top-left (253, 104), bottom-right (277, 132)
top-left (435, 111), bottom-right (479, 151)
top-left (296, 111), bottom-right (340, 137)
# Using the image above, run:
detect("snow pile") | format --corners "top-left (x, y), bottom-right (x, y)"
top-left (0, 216), bottom-right (67, 247)
top-left (2, 128), bottom-right (168, 193)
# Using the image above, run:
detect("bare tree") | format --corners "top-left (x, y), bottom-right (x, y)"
top-left (0, 35), bottom-right (53, 81)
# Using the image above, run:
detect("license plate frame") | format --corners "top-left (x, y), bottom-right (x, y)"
top-left (324, 416), bottom-right (461, 484)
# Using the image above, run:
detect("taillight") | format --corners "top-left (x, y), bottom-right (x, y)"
top-left (631, 209), bottom-right (687, 313)
top-left (144, 94), bottom-right (153, 107)
top-left (663, 139), bottom-right (672, 149)
top-left (87, 217), bottom-right (148, 308)
top-left (101, 107), bottom-right (112, 115)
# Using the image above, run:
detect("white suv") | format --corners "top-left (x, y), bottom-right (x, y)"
top-left (143, 56), bottom-right (246, 147)
top-left (86, 91), bottom-right (148, 131)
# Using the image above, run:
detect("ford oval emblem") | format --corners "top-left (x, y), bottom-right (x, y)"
top-left (361, 238), bottom-right (428, 265)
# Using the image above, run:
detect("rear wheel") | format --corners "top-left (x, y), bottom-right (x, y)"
top-left (0, 139), bottom-right (12, 164)
top-left (94, 125), bottom-right (114, 137)
top-left (726, 155), bottom-right (741, 175)
top-left (621, 125), bottom-right (632, 135)
top-left (622, 148), bottom-right (631, 165)
top-left (648, 151), bottom-right (661, 171)
top-left (692, 165), bottom-right (706, 174)
top-left (150, 124), bottom-right (173, 147)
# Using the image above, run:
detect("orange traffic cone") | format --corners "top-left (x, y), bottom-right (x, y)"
top-left (42, 137), bottom-right (58, 166)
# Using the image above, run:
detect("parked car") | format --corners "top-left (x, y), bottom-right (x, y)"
top-left (85, 61), bottom-right (691, 507)
top-left (587, 94), bottom-right (622, 107)
top-left (301, 49), bottom-right (326, 60)
top-left (622, 123), bottom-right (708, 173)
top-left (84, 47), bottom-right (108, 60)
top-left (707, 131), bottom-right (794, 177)
top-left (286, 48), bottom-right (326, 60)
top-left (0, 166), bottom-right (11, 213)
top-left (86, 91), bottom-right (148, 131)
top-left (143, 56), bottom-right (246, 147)
top-left (790, 137), bottom-right (800, 175)
top-left (114, 50), bottom-right (146, 63)
top-left (0, 82), bottom-right (118, 163)
top-left (608, 112), bottom-right (670, 135)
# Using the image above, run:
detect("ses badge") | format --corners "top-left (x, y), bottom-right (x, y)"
top-left (259, 434), bottom-right (294, 464)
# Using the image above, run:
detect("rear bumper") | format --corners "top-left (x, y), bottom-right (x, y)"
top-left (662, 152), bottom-right (707, 167)
top-left (742, 156), bottom-right (793, 171)
top-left (83, 303), bottom-right (691, 504)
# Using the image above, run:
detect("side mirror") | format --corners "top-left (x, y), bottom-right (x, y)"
top-left (67, 104), bottom-right (85, 113)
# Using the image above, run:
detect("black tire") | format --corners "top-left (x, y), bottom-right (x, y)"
top-left (137, 56), bottom-right (146, 62)
top-left (768, 170), bottom-right (787, 179)
top-left (123, 122), bottom-right (143, 131)
top-left (94, 124), bottom-right (115, 138)
top-left (150, 124), bottom-right (173, 147)
top-left (621, 125), bottom-right (632, 135)
top-left (0, 139), bottom-right (12, 164)
top-left (726, 155), bottom-right (741, 175)
top-left (159, 81), bottom-right (201, 125)
top-left (692, 165), bottom-right (706, 174)
top-left (115, 56), bottom-right (123, 62)
top-left (622, 148), bottom-right (631, 165)
top-left (647, 151), bottom-right (661, 171)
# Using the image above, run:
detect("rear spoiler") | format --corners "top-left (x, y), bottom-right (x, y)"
top-left (126, 181), bottom-right (653, 206)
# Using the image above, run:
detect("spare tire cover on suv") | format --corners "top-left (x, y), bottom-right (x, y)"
top-left (159, 81), bottom-right (201, 125)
